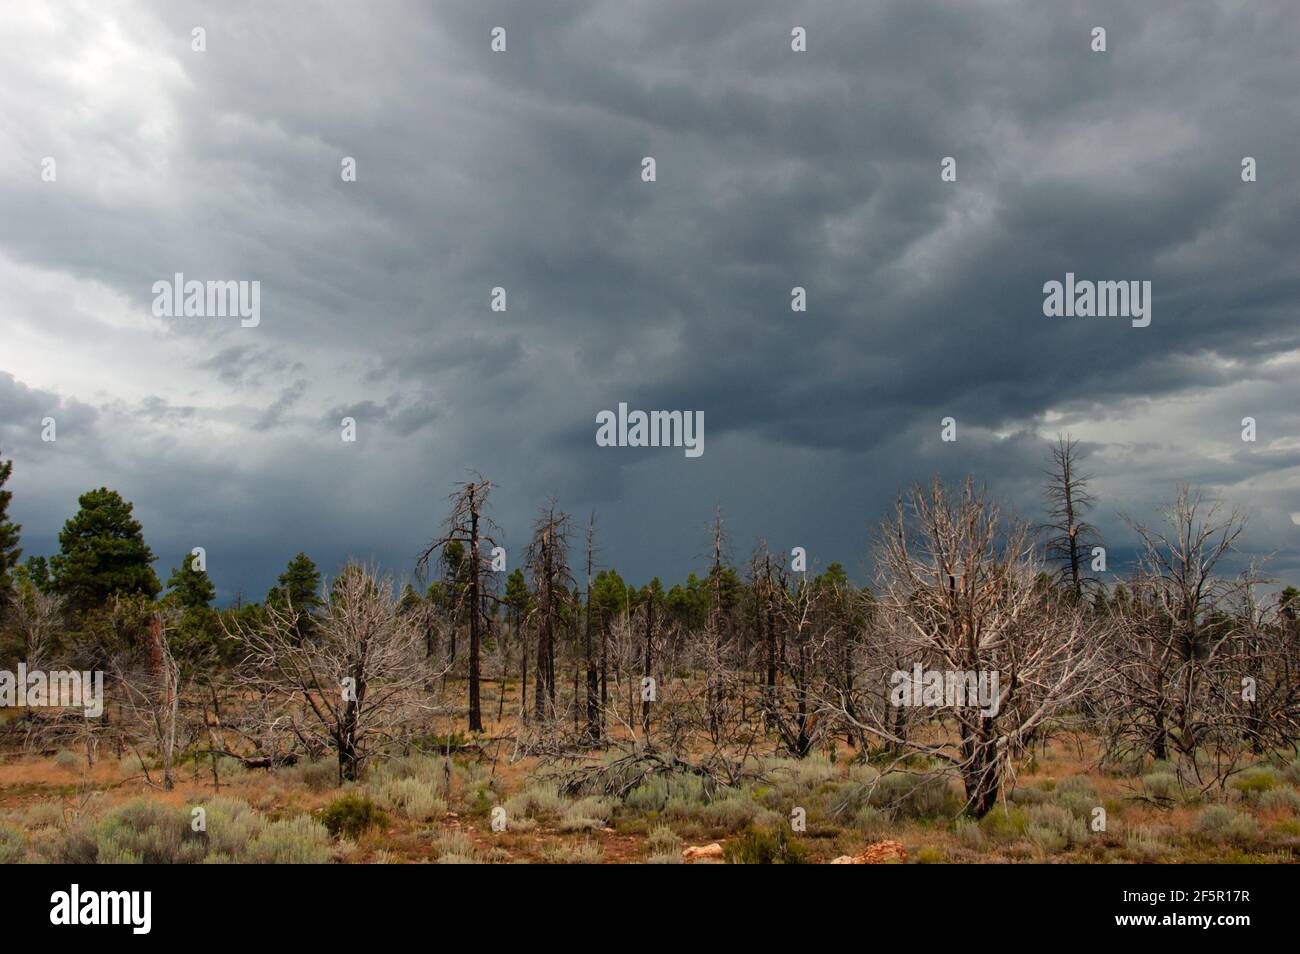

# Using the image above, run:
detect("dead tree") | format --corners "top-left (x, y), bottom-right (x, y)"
top-left (1106, 487), bottom-right (1251, 771)
top-left (114, 611), bottom-right (183, 790)
top-left (834, 478), bottom-right (1105, 816)
top-left (1039, 435), bottom-right (1101, 604)
top-left (583, 515), bottom-right (600, 743)
top-left (417, 476), bottom-right (500, 733)
top-left (232, 562), bottom-right (441, 782)
top-left (526, 501), bottom-right (573, 723)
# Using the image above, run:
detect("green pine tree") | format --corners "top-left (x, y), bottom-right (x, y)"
top-left (0, 451), bottom-right (22, 607)
top-left (50, 487), bottom-right (159, 611)
top-left (166, 551), bottom-right (216, 610)
top-left (268, 552), bottom-right (322, 641)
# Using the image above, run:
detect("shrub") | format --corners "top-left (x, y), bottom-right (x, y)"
top-left (321, 794), bottom-right (388, 838)
top-left (1281, 758), bottom-right (1300, 787)
top-left (1231, 768), bottom-right (1278, 800)
top-left (914, 845), bottom-right (945, 864)
top-left (767, 756), bottom-right (838, 798)
top-left (24, 803), bottom-right (64, 830)
top-left (53, 750), bottom-right (82, 772)
top-left (1194, 805), bottom-right (1258, 846)
top-left (698, 794), bottom-right (759, 832)
top-left (1026, 804), bottom-right (1084, 852)
top-left (215, 756), bottom-right (248, 781)
top-left (979, 807), bottom-right (1028, 840)
top-left (540, 840), bottom-right (602, 864)
top-left (278, 758), bottom-right (337, 792)
top-left (1142, 772), bottom-right (1180, 802)
top-left (119, 753), bottom-right (147, 774)
top-left (852, 806), bottom-right (890, 837)
top-left (1259, 787), bottom-right (1300, 814)
top-left (0, 825), bottom-right (26, 864)
top-left (954, 819), bottom-right (983, 849)
top-left (94, 799), bottom-right (206, 864)
top-left (371, 776), bottom-right (446, 822)
top-left (723, 824), bottom-right (810, 865)
top-left (1009, 785), bottom-right (1048, 806)
top-left (646, 826), bottom-right (682, 857)
top-left (245, 815), bottom-right (332, 864)
top-left (201, 797), bottom-right (264, 859)
top-left (835, 771), bottom-right (958, 822)
top-left (502, 783), bottom-right (565, 822)
top-left (1125, 825), bottom-right (1173, 862)
top-left (429, 830), bottom-right (477, 861)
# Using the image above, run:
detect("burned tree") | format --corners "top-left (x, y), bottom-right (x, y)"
top-left (234, 562), bottom-right (438, 782)
top-left (526, 501), bottom-right (573, 723)
top-left (841, 478), bottom-right (1105, 816)
top-left (1106, 487), bottom-right (1251, 771)
top-left (1039, 435), bottom-right (1101, 604)
top-left (417, 476), bottom-right (500, 733)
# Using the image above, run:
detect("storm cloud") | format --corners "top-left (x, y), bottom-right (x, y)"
top-left (1, 0), bottom-right (1297, 601)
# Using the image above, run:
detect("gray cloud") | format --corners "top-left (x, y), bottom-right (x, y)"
top-left (0, 0), bottom-right (1297, 601)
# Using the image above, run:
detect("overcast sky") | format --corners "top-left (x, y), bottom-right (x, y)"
top-left (1, 0), bottom-right (1298, 603)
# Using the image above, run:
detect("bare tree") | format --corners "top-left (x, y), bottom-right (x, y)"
top-left (114, 611), bottom-right (183, 790)
top-left (233, 562), bottom-right (441, 782)
top-left (417, 476), bottom-right (499, 732)
top-left (526, 501), bottom-right (573, 723)
top-left (1105, 487), bottom-right (1253, 775)
top-left (836, 478), bottom-right (1105, 816)
top-left (583, 515), bottom-right (600, 743)
top-left (1039, 435), bottom-right (1100, 604)
top-left (7, 584), bottom-right (61, 672)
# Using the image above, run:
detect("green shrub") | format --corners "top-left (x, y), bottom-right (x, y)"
top-left (1194, 805), bottom-right (1257, 846)
top-left (979, 807), bottom-right (1028, 840)
top-left (540, 840), bottom-right (602, 864)
top-left (1009, 785), bottom-right (1048, 806)
top-left (1259, 787), bottom-right (1300, 814)
top-left (429, 830), bottom-right (477, 861)
top-left (835, 771), bottom-right (958, 822)
top-left (914, 845), bottom-right (945, 864)
top-left (722, 824), bottom-right (810, 865)
top-left (94, 799), bottom-right (206, 864)
top-left (502, 783), bottom-right (565, 821)
top-left (24, 803), bottom-right (64, 830)
top-left (954, 819), bottom-right (983, 849)
top-left (1142, 772), bottom-right (1180, 802)
top-left (245, 815), bottom-right (332, 863)
top-left (1231, 768), bottom-right (1278, 800)
top-left (321, 794), bottom-right (388, 838)
top-left (852, 805), bottom-right (890, 837)
top-left (1125, 824), bottom-right (1173, 862)
top-left (1026, 804), bottom-right (1085, 852)
top-left (0, 825), bottom-right (26, 863)
top-left (371, 776), bottom-right (446, 821)
top-left (278, 758), bottom-right (337, 792)
top-left (646, 826), bottom-right (682, 857)
top-left (53, 750), bottom-right (82, 772)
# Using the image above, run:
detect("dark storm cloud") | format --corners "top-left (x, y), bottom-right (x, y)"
top-left (0, 0), bottom-right (1297, 600)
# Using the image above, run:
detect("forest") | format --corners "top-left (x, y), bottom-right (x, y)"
top-left (1, 439), bottom-right (1298, 864)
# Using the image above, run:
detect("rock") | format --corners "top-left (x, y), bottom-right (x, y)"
top-left (829, 840), bottom-right (906, 864)
top-left (682, 842), bottom-right (724, 861)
